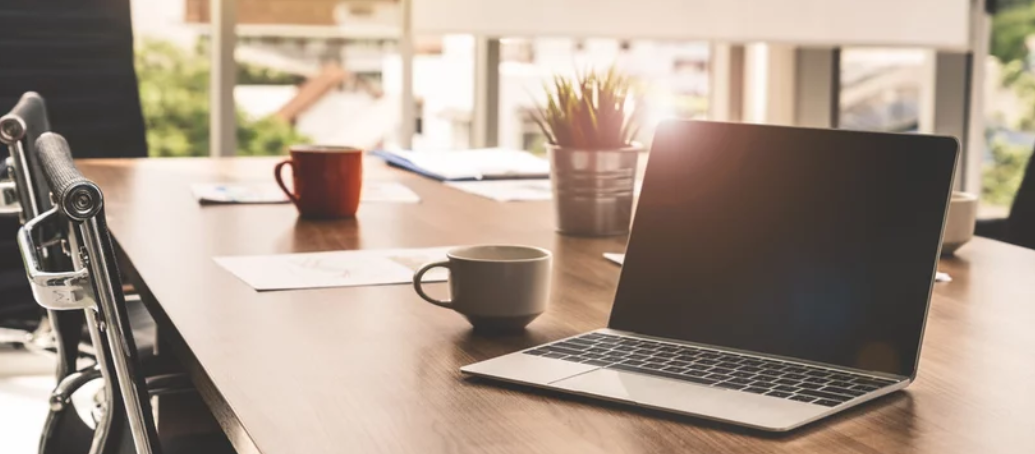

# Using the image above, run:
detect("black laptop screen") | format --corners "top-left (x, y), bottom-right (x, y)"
top-left (609, 121), bottom-right (958, 377)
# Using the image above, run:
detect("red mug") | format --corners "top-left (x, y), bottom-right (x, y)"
top-left (274, 145), bottom-right (364, 219)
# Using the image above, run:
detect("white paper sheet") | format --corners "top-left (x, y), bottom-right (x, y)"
top-left (445, 180), bottom-right (553, 202)
top-left (215, 247), bottom-right (452, 291)
top-left (192, 181), bottom-right (420, 204)
top-left (376, 148), bottom-right (549, 180)
top-left (603, 253), bottom-right (625, 266)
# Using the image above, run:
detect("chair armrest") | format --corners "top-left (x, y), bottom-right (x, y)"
top-left (975, 218), bottom-right (1008, 240)
top-left (145, 373), bottom-right (194, 396)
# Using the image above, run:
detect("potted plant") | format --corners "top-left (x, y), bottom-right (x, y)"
top-left (533, 67), bottom-right (641, 236)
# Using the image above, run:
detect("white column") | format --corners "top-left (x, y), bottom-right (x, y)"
top-left (210, 0), bottom-right (237, 157)
top-left (919, 51), bottom-right (971, 190)
top-left (965, 3), bottom-right (991, 194)
top-left (742, 43), bottom-right (797, 125)
top-left (472, 36), bottom-right (500, 148)
top-left (399, 0), bottom-right (416, 149)
top-left (794, 47), bottom-right (841, 128)
top-left (708, 43), bottom-right (744, 122)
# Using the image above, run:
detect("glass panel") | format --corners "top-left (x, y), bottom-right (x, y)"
top-left (839, 48), bottom-right (925, 133)
top-left (984, 2), bottom-right (1035, 217)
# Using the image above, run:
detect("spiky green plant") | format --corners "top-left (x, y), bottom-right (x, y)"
top-left (533, 67), bottom-right (639, 150)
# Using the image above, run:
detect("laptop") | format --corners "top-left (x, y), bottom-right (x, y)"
top-left (461, 120), bottom-right (959, 432)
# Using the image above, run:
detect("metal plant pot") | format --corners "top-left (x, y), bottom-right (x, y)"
top-left (548, 144), bottom-right (642, 236)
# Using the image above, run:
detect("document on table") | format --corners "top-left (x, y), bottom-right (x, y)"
top-left (191, 181), bottom-right (421, 204)
top-left (445, 179), bottom-right (553, 202)
top-left (215, 247), bottom-right (452, 291)
top-left (371, 148), bottom-right (549, 181)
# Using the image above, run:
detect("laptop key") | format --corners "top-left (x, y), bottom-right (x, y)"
top-left (803, 376), bottom-right (828, 384)
top-left (582, 360), bottom-right (612, 367)
top-left (586, 348), bottom-right (611, 355)
top-left (821, 386), bottom-right (865, 397)
top-left (666, 360), bottom-right (691, 368)
top-left (782, 373), bottom-right (807, 380)
top-left (654, 352), bottom-right (678, 359)
top-left (627, 354), bottom-right (650, 361)
top-left (852, 384), bottom-right (880, 393)
top-left (716, 362), bottom-right (740, 369)
top-left (854, 378), bottom-right (894, 388)
top-left (758, 369), bottom-right (781, 376)
top-left (674, 355), bottom-right (697, 362)
top-left (544, 346), bottom-right (584, 356)
top-left (727, 378), bottom-right (753, 385)
top-left (796, 389), bottom-right (851, 402)
top-left (687, 363), bottom-right (711, 371)
top-left (790, 395), bottom-right (816, 403)
top-left (829, 381), bottom-right (854, 388)
top-left (609, 364), bottom-right (719, 386)
top-left (798, 383), bottom-right (822, 390)
top-left (544, 353), bottom-right (568, 359)
top-left (743, 387), bottom-right (769, 394)
top-left (696, 359), bottom-right (720, 366)
top-left (766, 391), bottom-right (793, 398)
top-left (705, 373), bottom-right (732, 381)
top-left (775, 379), bottom-right (800, 386)
top-left (806, 370), bottom-right (831, 377)
top-left (684, 370), bottom-right (709, 378)
top-left (621, 360), bottom-right (646, 367)
top-left (774, 385), bottom-right (798, 393)
top-left (814, 399), bottom-right (842, 407)
top-left (749, 381), bottom-right (776, 388)
top-left (714, 382), bottom-right (747, 390)
top-left (643, 363), bottom-right (666, 370)
top-left (612, 345), bottom-right (636, 352)
top-left (524, 349), bottom-right (549, 356)
top-left (710, 367), bottom-right (734, 375)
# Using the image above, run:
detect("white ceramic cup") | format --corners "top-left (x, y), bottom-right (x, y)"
top-left (413, 245), bottom-right (552, 333)
top-left (942, 191), bottom-right (978, 256)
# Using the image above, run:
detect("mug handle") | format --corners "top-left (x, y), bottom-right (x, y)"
top-left (273, 159), bottom-right (300, 205)
top-left (413, 261), bottom-right (452, 308)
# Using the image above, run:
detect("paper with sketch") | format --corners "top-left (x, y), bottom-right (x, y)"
top-left (372, 148), bottom-right (549, 181)
top-left (215, 247), bottom-right (452, 291)
top-left (192, 181), bottom-right (420, 204)
top-left (445, 180), bottom-right (553, 202)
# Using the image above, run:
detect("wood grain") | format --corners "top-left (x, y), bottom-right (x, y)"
top-left (80, 157), bottom-right (1035, 454)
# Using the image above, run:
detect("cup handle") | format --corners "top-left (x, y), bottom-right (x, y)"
top-left (273, 159), bottom-right (300, 205)
top-left (413, 260), bottom-right (452, 308)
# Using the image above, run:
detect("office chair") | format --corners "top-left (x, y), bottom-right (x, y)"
top-left (0, 92), bottom-right (84, 370)
top-left (20, 133), bottom-right (234, 454)
top-left (975, 147), bottom-right (1035, 250)
top-left (0, 0), bottom-right (148, 160)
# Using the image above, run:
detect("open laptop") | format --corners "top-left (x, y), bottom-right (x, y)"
top-left (461, 120), bottom-right (959, 432)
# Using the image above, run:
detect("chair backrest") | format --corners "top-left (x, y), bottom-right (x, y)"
top-left (0, 0), bottom-right (147, 159)
top-left (1006, 148), bottom-right (1035, 250)
top-left (21, 132), bottom-right (161, 454)
top-left (1, 92), bottom-right (85, 381)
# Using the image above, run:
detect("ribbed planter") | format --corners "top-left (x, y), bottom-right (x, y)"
top-left (548, 144), bottom-right (642, 237)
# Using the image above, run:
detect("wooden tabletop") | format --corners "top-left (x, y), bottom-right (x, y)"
top-left (81, 157), bottom-right (1035, 454)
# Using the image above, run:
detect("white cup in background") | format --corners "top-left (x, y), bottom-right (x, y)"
top-left (942, 191), bottom-right (978, 256)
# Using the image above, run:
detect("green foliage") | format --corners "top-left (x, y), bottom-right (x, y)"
top-left (992, 1), bottom-right (1035, 66)
top-left (135, 38), bottom-right (309, 157)
top-left (984, 138), bottom-right (1032, 206)
top-left (533, 67), bottom-right (639, 149)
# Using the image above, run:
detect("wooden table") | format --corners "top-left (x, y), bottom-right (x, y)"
top-left (81, 157), bottom-right (1035, 454)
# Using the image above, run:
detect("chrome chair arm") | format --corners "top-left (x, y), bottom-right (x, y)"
top-left (17, 207), bottom-right (94, 311)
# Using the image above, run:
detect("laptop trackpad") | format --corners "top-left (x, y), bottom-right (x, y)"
top-left (551, 369), bottom-right (826, 430)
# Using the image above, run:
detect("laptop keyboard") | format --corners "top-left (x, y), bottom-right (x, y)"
top-left (522, 333), bottom-right (900, 407)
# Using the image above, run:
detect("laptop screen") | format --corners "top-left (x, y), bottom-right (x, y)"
top-left (609, 121), bottom-right (958, 377)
